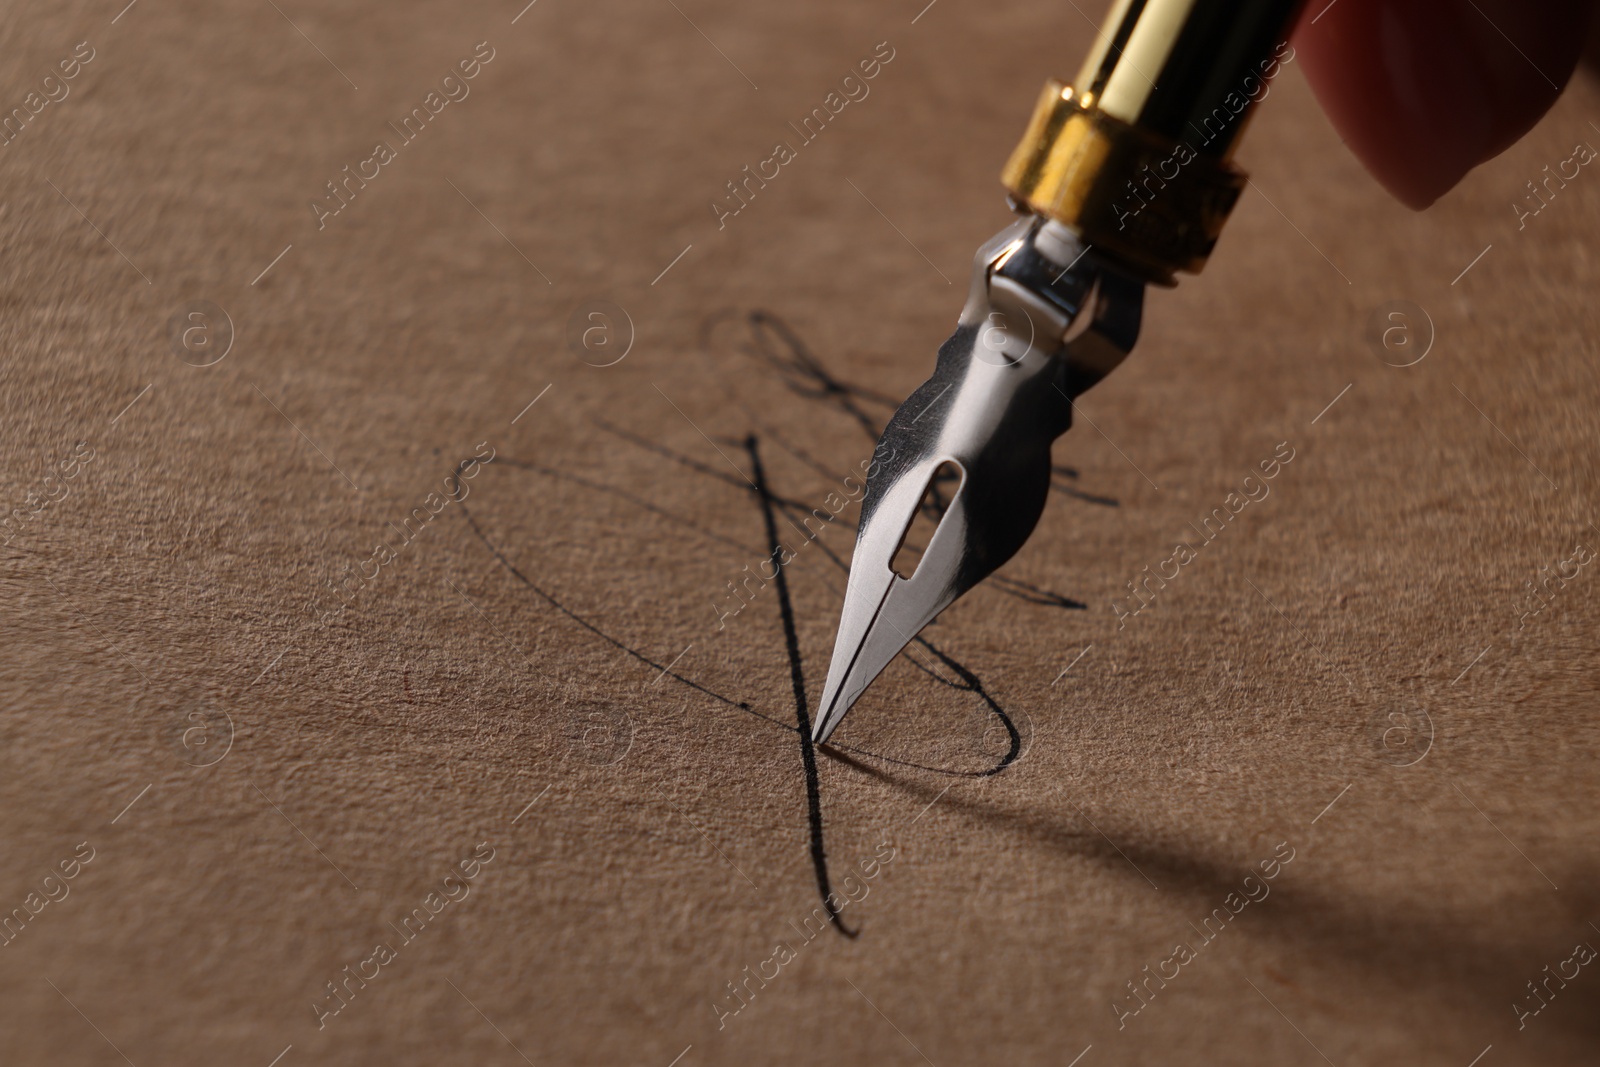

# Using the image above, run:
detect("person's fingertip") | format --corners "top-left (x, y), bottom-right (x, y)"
top-left (1295, 0), bottom-right (1595, 208)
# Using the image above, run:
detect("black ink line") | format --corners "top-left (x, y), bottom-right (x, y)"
top-left (457, 501), bottom-right (793, 733)
top-left (600, 418), bottom-right (1085, 615)
top-left (847, 633), bottom-right (1021, 774)
top-left (705, 309), bottom-right (899, 443)
top-left (739, 407), bottom-right (864, 486)
top-left (601, 412), bottom-right (1088, 614)
top-left (753, 464), bottom-right (1026, 777)
top-left (714, 309), bottom-right (1118, 509)
top-left (605, 397), bottom-right (1031, 779)
top-left (493, 456), bottom-right (755, 555)
top-left (747, 434), bottom-right (855, 937)
top-left (467, 461), bottom-right (1022, 778)
top-left (913, 639), bottom-right (1021, 774)
top-left (826, 736), bottom-right (1004, 777)
top-left (771, 498), bottom-right (856, 569)
top-left (596, 415), bottom-right (745, 487)
top-left (594, 416), bottom-right (837, 526)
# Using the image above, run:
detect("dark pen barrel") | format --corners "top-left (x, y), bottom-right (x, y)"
top-left (1074, 0), bottom-right (1304, 161)
top-left (1002, 0), bottom-right (1306, 282)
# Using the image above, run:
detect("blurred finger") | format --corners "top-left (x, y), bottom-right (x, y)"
top-left (1294, 0), bottom-right (1597, 208)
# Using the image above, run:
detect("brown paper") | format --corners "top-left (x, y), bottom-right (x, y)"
top-left (3, 2), bottom-right (1599, 1063)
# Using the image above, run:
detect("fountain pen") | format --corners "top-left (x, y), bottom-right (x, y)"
top-left (813, 0), bottom-right (1307, 743)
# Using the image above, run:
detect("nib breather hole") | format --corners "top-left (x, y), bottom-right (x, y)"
top-left (890, 461), bottom-right (964, 580)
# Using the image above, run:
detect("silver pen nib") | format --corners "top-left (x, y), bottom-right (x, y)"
top-left (813, 216), bottom-right (1143, 744)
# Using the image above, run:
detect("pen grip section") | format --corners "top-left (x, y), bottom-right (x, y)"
top-left (1075, 0), bottom-right (1303, 161)
top-left (1003, 0), bottom-right (1304, 282)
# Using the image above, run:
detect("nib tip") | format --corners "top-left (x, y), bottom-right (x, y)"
top-left (812, 677), bottom-right (864, 746)
top-left (810, 714), bottom-right (836, 747)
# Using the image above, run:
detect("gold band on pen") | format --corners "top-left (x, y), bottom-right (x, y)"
top-left (1001, 81), bottom-right (1245, 284)
top-left (1002, 0), bottom-right (1304, 283)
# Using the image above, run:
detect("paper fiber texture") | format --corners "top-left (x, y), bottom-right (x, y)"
top-left (1, 1), bottom-right (1598, 1064)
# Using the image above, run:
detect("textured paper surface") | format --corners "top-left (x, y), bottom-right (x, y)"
top-left (2, 1), bottom-right (1599, 1064)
